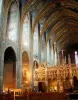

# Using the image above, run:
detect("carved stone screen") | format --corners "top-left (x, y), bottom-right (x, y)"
top-left (7, 2), bottom-right (18, 42)
top-left (22, 13), bottom-right (29, 49)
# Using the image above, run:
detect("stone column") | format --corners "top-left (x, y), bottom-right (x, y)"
top-left (48, 40), bottom-right (51, 65)
top-left (29, 12), bottom-right (34, 91)
top-left (57, 49), bottom-right (60, 65)
top-left (49, 45), bottom-right (52, 65)
top-left (0, 1), bottom-right (5, 92)
top-left (51, 46), bottom-right (55, 66)
top-left (44, 45), bottom-right (47, 63)
top-left (39, 36), bottom-right (41, 63)
top-left (16, 2), bottom-right (22, 88)
top-left (54, 42), bottom-right (57, 65)
top-left (0, 0), bottom-right (4, 40)
top-left (16, 61), bottom-right (22, 88)
top-left (68, 54), bottom-right (71, 65)
top-left (0, 43), bottom-right (4, 92)
top-left (57, 50), bottom-right (60, 65)
top-left (61, 50), bottom-right (65, 65)
top-left (47, 42), bottom-right (50, 65)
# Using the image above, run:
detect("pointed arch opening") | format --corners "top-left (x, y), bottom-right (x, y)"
top-left (22, 51), bottom-right (30, 89)
top-left (4, 47), bottom-right (16, 90)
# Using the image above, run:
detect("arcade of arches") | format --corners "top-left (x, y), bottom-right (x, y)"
top-left (0, 0), bottom-right (78, 92)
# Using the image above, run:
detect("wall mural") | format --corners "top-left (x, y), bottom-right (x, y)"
top-left (7, 2), bottom-right (18, 42)
top-left (22, 13), bottom-right (30, 48)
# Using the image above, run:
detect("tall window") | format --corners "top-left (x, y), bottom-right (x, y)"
top-left (33, 25), bottom-right (38, 57)
top-left (32, 11), bottom-right (39, 58)
top-left (41, 35), bottom-right (45, 61)
top-left (22, 13), bottom-right (30, 49)
top-left (75, 51), bottom-right (78, 66)
top-left (47, 42), bottom-right (50, 64)
top-left (7, 2), bottom-right (18, 42)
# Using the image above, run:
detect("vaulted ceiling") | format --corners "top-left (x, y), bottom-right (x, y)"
top-left (5, 0), bottom-right (78, 51)
top-left (21, 0), bottom-right (78, 51)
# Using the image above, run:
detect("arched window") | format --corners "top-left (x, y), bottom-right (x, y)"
top-left (41, 35), bottom-right (45, 61)
top-left (7, 2), bottom-right (18, 42)
top-left (33, 25), bottom-right (38, 57)
top-left (47, 42), bottom-right (50, 64)
top-left (75, 51), bottom-right (78, 66)
top-left (22, 13), bottom-right (29, 49)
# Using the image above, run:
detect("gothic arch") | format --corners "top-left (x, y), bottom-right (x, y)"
top-left (22, 51), bottom-right (30, 89)
top-left (4, 46), bottom-right (16, 89)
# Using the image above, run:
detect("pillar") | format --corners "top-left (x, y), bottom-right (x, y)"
top-left (16, 2), bottom-right (22, 88)
top-left (29, 12), bottom-right (34, 90)
top-left (47, 42), bottom-right (50, 65)
top-left (16, 61), bottom-right (22, 88)
top-left (57, 48), bottom-right (60, 65)
top-left (0, 0), bottom-right (5, 92)
top-left (0, 43), bottom-right (4, 92)
top-left (44, 46), bottom-right (47, 63)
top-left (51, 46), bottom-right (55, 66)
top-left (38, 24), bottom-right (41, 63)
top-left (68, 54), bottom-right (71, 65)
top-left (54, 42), bottom-right (57, 65)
